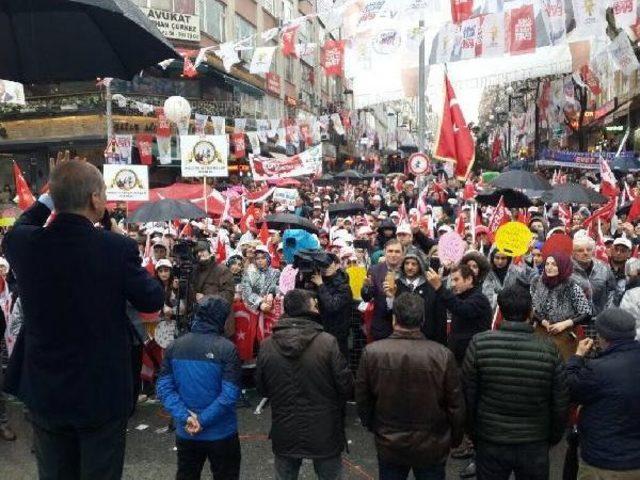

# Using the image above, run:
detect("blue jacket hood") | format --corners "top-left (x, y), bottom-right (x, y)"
top-left (191, 296), bottom-right (230, 335)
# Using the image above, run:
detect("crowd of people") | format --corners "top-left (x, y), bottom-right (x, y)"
top-left (1, 159), bottom-right (640, 480)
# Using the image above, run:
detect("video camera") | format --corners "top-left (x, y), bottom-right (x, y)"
top-left (171, 239), bottom-right (197, 332)
top-left (293, 249), bottom-right (335, 290)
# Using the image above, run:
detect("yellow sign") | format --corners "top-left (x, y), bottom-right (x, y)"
top-left (346, 266), bottom-right (367, 301)
top-left (495, 222), bottom-right (533, 257)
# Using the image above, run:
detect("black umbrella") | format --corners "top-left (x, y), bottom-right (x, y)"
top-left (259, 214), bottom-right (318, 234)
top-left (362, 172), bottom-right (385, 180)
top-left (542, 184), bottom-right (608, 205)
top-left (328, 202), bottom-right (366, 217)
top-left (491, 170), bottom-right (552, 191)
top-left (334, 170), bottom-right (363, 180)
top-left (476, 188), bottom-right (533, 209)
top-left (127, 199), bottom-right (207, 223)
top-left (0, 0), bottom-right (179, 82)
top-left (610, 156), bottom-right (640, 174)
top-left (315, 174), bottom-right (335, 185)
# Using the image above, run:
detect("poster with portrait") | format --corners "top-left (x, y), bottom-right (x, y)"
top-left (0, 79), bottom-right (26, 105)
top-left (103, 165), bottom-right (149, 201)
top-left (180, 135), bottom-right (229, 177)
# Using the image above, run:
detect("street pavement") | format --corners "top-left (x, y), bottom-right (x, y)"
top-left (0, 391), bottom-right (567, 479)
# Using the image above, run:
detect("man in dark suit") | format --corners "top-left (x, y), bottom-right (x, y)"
top-left (3, 160), bottom-right (164, 480)
top-left (361, 239), bottom-right (404, 340)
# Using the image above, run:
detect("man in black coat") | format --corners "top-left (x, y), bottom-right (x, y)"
top-left (427, 264), bottom-right (493, 365)
top-left (256, 289), bottom-right (353, 480)
top-left (361, 239), bottom-right (404, 340)
top-left (310, 253), bottom-right (353, 359)
top-left (3, 160), bottom-right (164, 480)
top-left (383, 251), bottom-right (447, 345)
top-left (463, 286), bottom-right (569, 480)
top-left (567, 308), bottom-right (640, 478)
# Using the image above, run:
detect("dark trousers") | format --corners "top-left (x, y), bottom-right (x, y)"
top-left (378, 457), bottom-right (445, 480)
top-left (130, 343), bottom-right (143, 413)
top-left (176, 433), bottom-right (241, 480)
top-left (31, 413), bottom-right (127, 480)
top-left (274, 455), bottom-right (343, 480)
top-left (476, 440), bottom-right (549, 480)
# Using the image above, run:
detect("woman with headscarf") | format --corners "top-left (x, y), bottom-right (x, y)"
top-left (241, 246), bottom-right (280, 313)
top-left (531, 252), bottom-right (591, 338)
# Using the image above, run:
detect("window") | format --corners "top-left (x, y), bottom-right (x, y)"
top-left (285, 55), bottom-right (295, 82)
top-left (134, 0), bottom-right (195, 12)
top-left (263, 0), bottom-right (279, 17)
top-left (235, 15), bottom-right (257, 63)
top-left (200, 0), bottom-right (226, 41)
top-left (282, 0), bottom-right (293, 22)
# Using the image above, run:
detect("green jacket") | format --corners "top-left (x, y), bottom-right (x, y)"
top-left (462, 321), bottom-right (569, 445)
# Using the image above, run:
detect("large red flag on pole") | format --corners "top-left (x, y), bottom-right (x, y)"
top-left (13, 162), bottom-right (36, 210)
top-left (434, 74), bottom-right (475, 180)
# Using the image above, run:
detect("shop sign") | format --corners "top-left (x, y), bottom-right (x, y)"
top-left (141, 8), bottom-right (200, 42)
top-left (265, 72), bottom-right (281, 96)
top-left (606, 125), bottom-right (625, 132)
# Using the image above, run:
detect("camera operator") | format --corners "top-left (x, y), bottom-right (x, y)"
top-left (190, 241), bottom-right (235, 312)
top-left (309, 252), bottom-right (353, 360)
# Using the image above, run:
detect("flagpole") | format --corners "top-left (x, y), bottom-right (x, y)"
top-left (203, 177), bottom-right (208, 217)
top-left (418, 19), bottom-right (426, 153)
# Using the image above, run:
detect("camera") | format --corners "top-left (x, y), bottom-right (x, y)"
top-left (171, 239), bottom-right (196, 332)
top-left (293, 249), bottom-right (334, 289)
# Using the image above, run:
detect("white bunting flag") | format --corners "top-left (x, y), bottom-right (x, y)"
top-left (234, 118), bottom-right (247, 132)
top-left (460, 17), bottom-right (481, 60)
top-left (211, 116), bottom-right (226, 135)
top-left (215, 42), bottom-right (240, 73)
top-left (257, 119), bottom-right (270, 143)
top-left (249, 46), bottom-right (277, 74)
top-left (608, 32), bottom-right (640, 76)
top-left (247, 131), bottom-right (261, 153)
top-left (481, 12), bottom-right (506, 57)
top-left (331, 113), bottom-right (345, 136)
top-left (540, 0), bottom-right (566, 46)
top-left (269, 119), bottom-right (280, 138)
top-left (195, 113), bottom-right (208, 135)
top-left (276, 128), bottom-right (287, 148)
top-left (611, 0), bottom-right (637, 28)
top-left (572, 0), bottom-right (605, 36)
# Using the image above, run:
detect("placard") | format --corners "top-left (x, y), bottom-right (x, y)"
top-left (495, 222), bottom-right (533, 257)
top-left (104, 165), bottom-right (149, 201)
top-left (438, 231), bottom-right (467, 266)
top-left (0, 79), bottom-right (25, 105)
top-left (272, 188), bottom-right (299, 207)
top-left (180, 135), bottom-right (229, 177)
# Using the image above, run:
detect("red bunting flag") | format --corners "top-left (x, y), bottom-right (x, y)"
top-left (434, 74), bottom-right (475, 180)
top-left (282, 25), bottom-right (299, 57)
top-left (599, 156), bottom-right (620, 198)
top-left (487, 196), bottom-right (509, 236)
top-left (507, 4), bottom-right (536, 55)
top-left (627, 196), bottom-right (640, 222)
top-left (216, 238), bottom-right (227, 263)
top-left (450, 0), bottom-right (474, 24)
top-left (321, 40), bottom-right (345, 77)
top-left (231, 132), bottom-right (246, 159)
top-left (13, 162), bottom-right (36, 211)
top-left (183, 56), bottom-right (198, 78)
top-left (259, 221), bottom-right (270, 246)
top-left (136, 134), bottom-right (154, 165)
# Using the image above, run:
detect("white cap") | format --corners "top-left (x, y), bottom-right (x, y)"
top-left (396, 223), bottom-right (412, 235)
top-left (613, 237), bottom-right (633, 250)
top-left (155, 259), bottom-right (173, 270)
top-left (405, 180), bottom-right (415, 186)
top-left (378, 211), bottom-right (388, 218)
top-left (438, 225), bottom-right (452, 233)
top-left (0, 257), bottom-right (9, 270)
top-left (255, 245), bottom-right (270, 255)
top-left (372, 194), bottom-right (382, 201)
top-left (390, 211), bottom-right (400, 218)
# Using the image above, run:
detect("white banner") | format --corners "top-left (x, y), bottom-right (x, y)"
top-left (480, 13), bottom-right (505, 58)
top-left (211, 116), bottom-right (226, 135)
top-left (0, 79), bottom-right (25, 105)
top-left (608, 32), bottom-right (640, 76)
top-left (331, 113), bottom-right (345, 136)
top-left (272, 188), bottom-right (300, 207)
top-left (104, 165), bottom-right (149, 201)
top-left (141, 8), bottom-right (200, 42)
top-left (460, 17), bottom-right (480, 60)
top-left (181, 135), bottom-right (229, 177)
top-left (194, 113), bottom-right (208, 135)
top-left (611, 0), bottom-right (637, 28)
top-left (249, 46), bottom-right (277, 74)
top-left (572, 0), bottom-right (605, 35)
top-left (114, 135), bottom-right (133, 165)
top-left (540, 0), bottom-right (566, 45)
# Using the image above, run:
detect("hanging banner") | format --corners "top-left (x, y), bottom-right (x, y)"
top-left (572, 0), bottom-right (605, 34)
top-left (257, 119), bottom-right (270, 143)
top-left (265, 72), bottom-right (281, 96)
top-left (451, 0), bottom-right (474, 24)
top-left (234, 118), bottom-right (247, 132)
top-left (211, 116), bottom-right (226, 135)
top-left (272, 188), bottom-right (300, 208)
top-left (231, 132), bottom-right (246, 159)
top-left (108, 135), bottom-right (133, 165)
top-left (247, 131), bottom-right (261, 153)
top-left (136, 134), bottom-right (154, 166)
top-left (249, 145), bottom-right (322, 181)
top-left (181, 135), bottom-right (229, 177)
top-left (0, 79), bottom-right (26, 105)
top-left (541, 0), bottom-right (566, 46)
top-left (140, 7), bottom-right (200, 42)
top-left (612, 0), bottom-right (637, 28)
top-left (608, 32), bottom-right (640, 76)
top-left (322, 40), bottom-right (346, 76)
top-left (480, 13), bottom-right (506, 58)
top-left (249, 46), bottom-right (277, 74)
top-left (194, 113), bottom-right (208, 135)
top-left (282, 25), bottom-right (299, 57)
top-left (538, 149), bottom-right (637, 170)
top-left (460, 17), bottom-right (480, 59)
top-left (104, 165), bottom-right (149, 201)
top-left (508, 4), bottom-right (536, 55)
top-left (156, 135), bottom-right (172, 165)
top-left (156, 109), bottom-right (171, 137)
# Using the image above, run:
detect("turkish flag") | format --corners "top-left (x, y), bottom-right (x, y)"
top-left (13, 162), bottom-right (36, 211)
top-left (183, 56), bottom-right (198, 78)
top-left (463, 181), bottom-right (477, 200)
top-left (233, 300), bottom-right (258, 361)
top-left (282, 25), bottom-right (299, 57)
top-left (487, 196), bottom-right (509, 239)
top-left (507, 4), bottom-right (536, 55)
top-left (136, 134), bottom-right (154, 165)
top-left (216, 238), bottom-right (227, 263)
top-left (450, 0), bottom-right (474, 24)
top-left (322, 40), bottom-right (345, 77)
top-left (434, 75), bottom-right (475, 180)
top-left (155, 108), bottom-right (171, 137)
top-left (599, 157), bottom-right (620, 198)
top-left (231, 132), bottom-right (246, 159)
top-left (628, 196), bottom-right (640, 222)
top-left (491, 134), bottom-right (502, 163)
top-left (259, 221), bottom-right (270, 245)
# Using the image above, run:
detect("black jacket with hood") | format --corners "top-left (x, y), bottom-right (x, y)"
top-left (390, 252), bottom-right (448, 346)
top-left (256, 315), bottom-right (354, 459)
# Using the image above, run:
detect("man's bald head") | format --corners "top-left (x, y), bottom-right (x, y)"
top-left (49, 160), bottom-right (105, 217)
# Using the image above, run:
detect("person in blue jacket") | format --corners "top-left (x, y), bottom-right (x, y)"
top-left (157, 295), bottom-right (242, 480)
